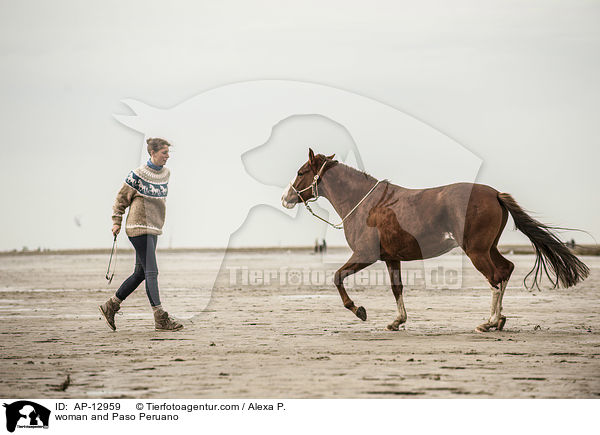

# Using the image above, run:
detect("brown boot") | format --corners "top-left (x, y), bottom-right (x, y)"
top-left (154, 309), bottom-right (183, 331)
top-left (99, 298), bottom-right (121, 331)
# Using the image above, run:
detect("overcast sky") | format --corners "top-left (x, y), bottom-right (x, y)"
top-left (1, 0), bottom-right (599, 250)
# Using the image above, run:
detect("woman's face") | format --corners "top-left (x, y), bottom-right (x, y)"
top-left (151, 146), bottom-right (170, 166)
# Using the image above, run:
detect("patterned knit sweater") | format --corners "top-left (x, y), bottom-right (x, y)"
top-left (112, 163), bottom-right (170, 237)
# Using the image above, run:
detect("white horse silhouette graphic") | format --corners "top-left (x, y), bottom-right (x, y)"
top-left (114, 80), bottom-right (481, 314)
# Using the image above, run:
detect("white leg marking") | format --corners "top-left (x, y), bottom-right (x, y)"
top-left (387, 293), bottom-right (407, 331)
top-left (396, 294), bottom-right (407, 324)
top-left (496, 280), bottom-right (507, 318)
top-left (488, 280), bottom-right (508, 325)
top-left (488, 288), bottom-right (501, 324)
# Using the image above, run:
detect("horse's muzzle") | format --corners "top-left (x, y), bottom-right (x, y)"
top-left (281, 183), bottom-right (298, 209)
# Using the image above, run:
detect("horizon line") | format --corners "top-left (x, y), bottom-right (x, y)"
top-left (2, 244), bottom-right (598, 256)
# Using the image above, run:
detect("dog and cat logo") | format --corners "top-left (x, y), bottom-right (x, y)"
top-left (2, 401), bottom-right (50, 432)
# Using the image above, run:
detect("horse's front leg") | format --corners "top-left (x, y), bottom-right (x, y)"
top-left (333, 253), bottom-right (374, 321)
top-left (385, 260), bottom-right (407, 331)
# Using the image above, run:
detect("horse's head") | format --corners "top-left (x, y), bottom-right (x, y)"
top-left (281, 148), bottom-right (336, 209)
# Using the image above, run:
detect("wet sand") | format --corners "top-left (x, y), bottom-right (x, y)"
top-left (0, 249), bottom-right (598, 398)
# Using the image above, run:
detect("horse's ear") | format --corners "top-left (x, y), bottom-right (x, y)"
top-left (327, 153), bottom-right (335, 160)
top-left (308, 148), bottom-right (318, 171)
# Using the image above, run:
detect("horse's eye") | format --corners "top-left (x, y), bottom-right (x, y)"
top-left (297, 171), bottom-right (304, 177)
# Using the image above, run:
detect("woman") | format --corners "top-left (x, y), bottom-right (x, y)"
top-left (99, 137), bottom-right (183, 331)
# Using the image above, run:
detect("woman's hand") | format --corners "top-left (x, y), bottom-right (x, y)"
top-left (112, 225), bottom-right (121, 237)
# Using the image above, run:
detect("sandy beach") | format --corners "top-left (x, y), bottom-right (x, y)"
top-left (0, 248), bottom-right (598, 398)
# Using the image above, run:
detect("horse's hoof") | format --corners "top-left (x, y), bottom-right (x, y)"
top-left (386, 323), bottom-right (399, 331)
top-left (475, 324), bottom-right (490, 333)
top-left (355, 306), bottom-right (367, 321)
top-left (497, 316), bottom-right (507, 331)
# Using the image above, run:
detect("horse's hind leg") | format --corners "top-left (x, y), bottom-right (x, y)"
top-left (466, 249), bottom-right (503, 332)
top-left (334, 253), bottom-right (375, 321)
top-left (468, 247), bottom-right (514, 332)
top-left (385, 260), bottom-right (406, 331)
top-left (480, 280), bottom-right (506, 332)
top-left (464, 195), bottom-right (515, 332)
top-left (489, 247), bottom-right (514, 331)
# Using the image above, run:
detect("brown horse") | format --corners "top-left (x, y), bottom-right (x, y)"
top-left (281, 149), bottom-right (589, 332)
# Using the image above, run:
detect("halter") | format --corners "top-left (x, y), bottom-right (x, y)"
top-left (289, 159), bottom-right (381, 230)
top-left (290, 159), bottom-right (329, 204)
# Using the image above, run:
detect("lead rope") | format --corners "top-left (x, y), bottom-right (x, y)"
top-left (304, 180), bottom-right (381, 229)
top-left (105, 234), bottom-right (118, 284)
top-left (292, 161), bottom-right (382, 230)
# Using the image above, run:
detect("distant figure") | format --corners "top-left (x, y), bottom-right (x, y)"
top-left (316, 238), bottom-right (327, 253)
top-left (568, 238), bottom-right (576, 249)
top-left (98, 138), bottom-right (183, 332)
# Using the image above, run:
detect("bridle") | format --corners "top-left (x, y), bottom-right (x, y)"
top-left (290, 159), bottom-right (329, 205)
top-left (289, 159), bottom-right (381, 230)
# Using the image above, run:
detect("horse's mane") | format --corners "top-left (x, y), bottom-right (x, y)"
top-left (335, 161), bottom-right (387, 184)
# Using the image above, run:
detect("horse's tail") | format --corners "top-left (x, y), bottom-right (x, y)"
top-left (497, 193), bottom-right (589, 289)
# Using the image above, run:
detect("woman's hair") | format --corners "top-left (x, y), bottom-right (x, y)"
top-left (146, 138), bottom-right (171, 155)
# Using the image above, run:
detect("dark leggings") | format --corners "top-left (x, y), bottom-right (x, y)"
top-left (115, 234), bottom-right (161, 307)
